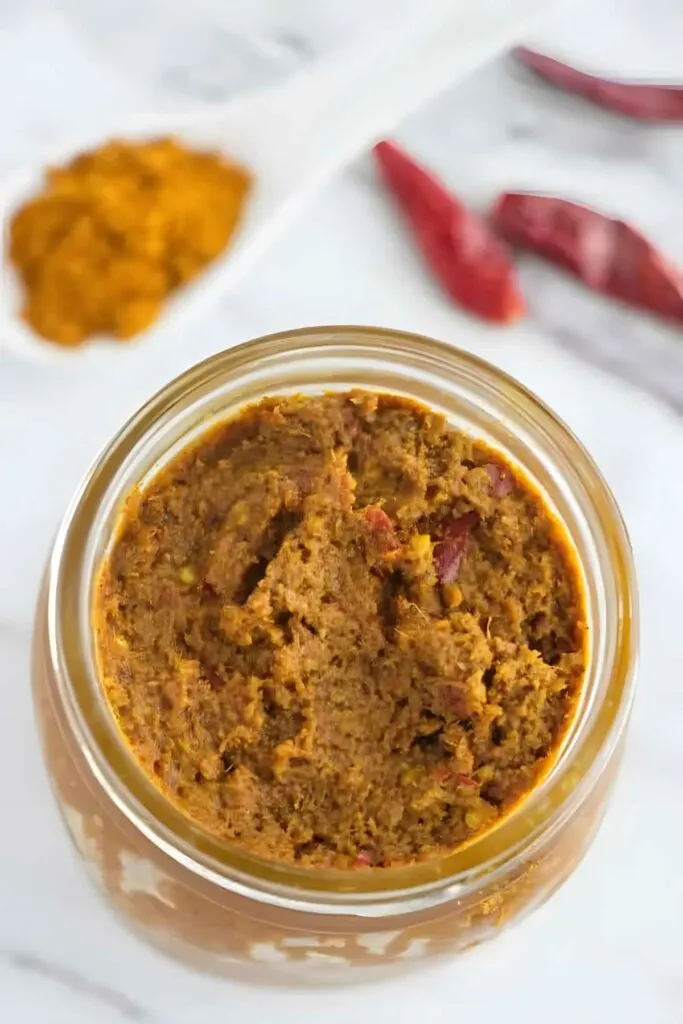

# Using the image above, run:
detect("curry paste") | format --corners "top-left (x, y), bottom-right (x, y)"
top-left (94, 392), bottom-right (586, 868)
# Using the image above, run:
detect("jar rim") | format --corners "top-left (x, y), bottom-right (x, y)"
top-left (47, 325), bottom-right (638, 913)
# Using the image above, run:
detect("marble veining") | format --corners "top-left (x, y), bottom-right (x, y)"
top-left (1, 951), bottom-right (153, 1021)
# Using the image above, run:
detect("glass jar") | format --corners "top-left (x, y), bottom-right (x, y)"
top-left (32, 326), bottom-right (637, 983)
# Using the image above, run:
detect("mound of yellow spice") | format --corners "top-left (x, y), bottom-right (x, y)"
top-left (9, 137), bottom-right (251, 347)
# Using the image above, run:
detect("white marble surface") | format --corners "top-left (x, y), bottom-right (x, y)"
top-left (1, 2), bottom-right (682, 1021)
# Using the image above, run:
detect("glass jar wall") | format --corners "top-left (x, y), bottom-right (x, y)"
top-left (32, 327), bottom-right (637, 982)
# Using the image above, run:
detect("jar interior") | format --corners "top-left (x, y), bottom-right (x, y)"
top-left (48, 327), bottom-right (636, 909)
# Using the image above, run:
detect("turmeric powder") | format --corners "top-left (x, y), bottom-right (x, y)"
top-left (8, 137), bottom-right (251, 347)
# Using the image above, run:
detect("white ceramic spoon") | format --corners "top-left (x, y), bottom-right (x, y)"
top-left (0, 0), bottom-right (553, 366)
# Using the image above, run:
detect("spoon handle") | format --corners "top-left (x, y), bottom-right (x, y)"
top-left (254, 0), bottom-right (554, 196)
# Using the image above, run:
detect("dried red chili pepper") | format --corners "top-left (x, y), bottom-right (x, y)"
top-left (455, 774), bottom-right (478, 788)
top-left (363, 506), bottom-right (394, 533)
top-left (373, 140), bottom-right (525, 324)
top-left (363, 506), bottom-right (399, 551)
top-left (485, 462), bottom-right (513, 498)
top-left (514, 47), bottom-right (683, 122)
top-left (433, 510), bottom-right (479, 585)
top-left (353, 851), bottom-right (374, 867)
top-left (434, 765), bottom-right (477, 788)
top-left (492, 192), bottom-right (683, 325)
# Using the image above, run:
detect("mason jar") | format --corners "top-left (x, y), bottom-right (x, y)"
top-left (32, 326), bottom-right (637, 983)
